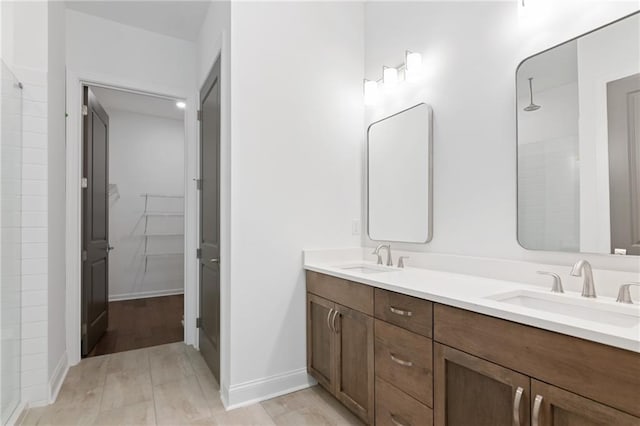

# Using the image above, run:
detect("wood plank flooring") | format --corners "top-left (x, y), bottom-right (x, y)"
top-left (88, 294), bottom-right (184, 357)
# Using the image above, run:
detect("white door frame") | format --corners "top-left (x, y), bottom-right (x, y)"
top-left (65, 69), bottom-right (199, 365)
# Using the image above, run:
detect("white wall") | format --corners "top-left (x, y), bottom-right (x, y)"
top-left (363, 1), bottom-right (640, 273)
top-left (46, 0), bottom-right (68, 403)
top-left (107, 109), bottom-right (184, 300)
top-left (227, 1), bottom-right (364, 406)
top-left (65, 9), bottom-right (198, 363)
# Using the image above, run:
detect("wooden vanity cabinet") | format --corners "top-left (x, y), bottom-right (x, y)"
top-left (434, 343), bottom-right (531, 426)
top-left (306, 272), bottom-right (375, 425)
top-left (529, 380), bottom-right (640, 426)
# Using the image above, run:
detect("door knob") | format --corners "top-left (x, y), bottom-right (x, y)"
top-left (106, 245), bottom-right (114, 252)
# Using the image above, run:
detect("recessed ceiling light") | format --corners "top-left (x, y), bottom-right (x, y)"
top-left (176, 101), bottom-right (186, 109)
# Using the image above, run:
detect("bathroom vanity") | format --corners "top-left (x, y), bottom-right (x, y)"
top-left (304, 263), bottom-right (640, 426)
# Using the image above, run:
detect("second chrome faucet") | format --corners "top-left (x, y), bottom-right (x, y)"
top-left (372, 244), bottom-right (393, 267)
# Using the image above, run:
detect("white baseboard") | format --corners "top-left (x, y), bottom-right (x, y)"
top-left (49, 351), bottom-right (69, 403)
top-left (6, 401), bottom-right (26, 426)
top-left (224, 368), bottom-right (316, 410)
top-left (109, 288), bottom-right (184, 302)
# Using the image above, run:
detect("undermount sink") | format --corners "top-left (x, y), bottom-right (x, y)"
top-left (337, 263), bottom-right (398, 274)
top-left (486, 289), bottom-right (640, 328)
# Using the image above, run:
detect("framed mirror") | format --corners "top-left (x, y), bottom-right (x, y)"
top-left (516, 12), bottom-right (640, 256)
top-left (368, 103), bottom-right (433, 243)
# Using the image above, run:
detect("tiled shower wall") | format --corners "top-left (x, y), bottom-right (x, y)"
top-left (17, 66), bottom-right (49, 406)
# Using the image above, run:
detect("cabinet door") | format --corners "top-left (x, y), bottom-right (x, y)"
top-left (434, 343), bottom-right (531, 426)
top-left (334, 303), bottom-right (375, 425)
top-left (307, 293), bottom-right (336, 392)
top-left (530, 380), bottom-right (640, 426)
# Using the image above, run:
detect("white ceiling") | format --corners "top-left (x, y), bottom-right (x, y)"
top-left (90, 86), bottom-right (186, 120)
top-left (65, 1), bottom-right (211, 41)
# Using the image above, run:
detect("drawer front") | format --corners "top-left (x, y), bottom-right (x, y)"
top-left (375, 377), bottom-right (433, 426)
top-left (306, 271), bottom-right (374, 315)
top-left (375, 320), bottom-right (433, 406)
top-left (375, 289), bottom-right (432, 337)
top-left (434, 304), bottom-right (640, 418)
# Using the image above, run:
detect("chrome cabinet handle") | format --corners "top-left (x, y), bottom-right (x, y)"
top-left (390, 414), bottom-right (408, 426)
top-left (389, 306), bottom-right (413, 317)
top-left (390, 353), bottom-right (413, 367)
top-left (331, 310), bottom-right (339, 333)
top-left (210, 258), bottom-right (219, 263)
top-left (326, 309), bottom-right (334, 332)
top-left (513, 387), bottom-right (524, 426)
top-left (532, 394), bottom-right (543, 426)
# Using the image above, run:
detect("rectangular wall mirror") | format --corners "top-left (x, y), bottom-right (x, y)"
top-left (368, 103), bottom-right (433, 243)
top-left (517, 12), bottom-right (640, 256)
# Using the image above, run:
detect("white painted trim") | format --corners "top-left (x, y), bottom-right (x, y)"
top-left (224, 368), bottom-right (317, 410)
top-left (6, 401), bottom-right (27, 426)
top-left (65, 69), bottom-right (197, 366)
top-left (108, 289), bottom-right (184, 302)
top-left (48, 351), bottom-right (69, 403)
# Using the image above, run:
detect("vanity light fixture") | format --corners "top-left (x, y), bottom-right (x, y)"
top-left (364, 49), bottom-right (423, 105)
top-left (364, 79), bottom-right (379, 106)
top-left (383, 66), bottom-right (399, 88)
top-left (176, 101), bottom-right (186, 109)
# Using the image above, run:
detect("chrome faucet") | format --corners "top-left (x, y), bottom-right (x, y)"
top-left (536, 271), bottom-right (564, 293)
top-left (616, 283), bottom-right (640, 304)
top-left (570, 260), bottom-right (596, 298)
top-left (372, 244), bottom-right (393, 267)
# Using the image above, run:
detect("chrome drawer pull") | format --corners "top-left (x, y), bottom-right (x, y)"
top-left (390, 353), bottom-right (413, 367)
top-left (513, 386), bottom-right (523, 426)
top-left (326, 309), bottom-right (334, 332)
top-left (390, 414), bottom-right (409, 426)
top-left (532, 394), bottom-right (543, 426)
top-left (331, 310), bottom-right (339, 333)
top-left (389, 306), bottom-right (413, 317)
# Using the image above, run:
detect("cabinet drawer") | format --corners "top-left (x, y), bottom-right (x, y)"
top-left (375, 289), bottom-right (432, 337)
top-left (307, 271), bottom-right (373, 315)
top-left (375, 320), bottom-right (432, 407)
top-left (375, 377), bottom-right (433, 426)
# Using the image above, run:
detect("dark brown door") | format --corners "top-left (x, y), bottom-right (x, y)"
top-left (530, 380), bottom-right (639, 426)
top-left (334, 303), bottom-right (374, 425)
top-left (434, 343), bottom-right (531, 426)
top-left (199, 56), bottom-right (221, 382)
top-left (607, 73), bottom-right (640, 255)
top-left (306, 293), bottom-right (336, 392)
top-left (82, 86), bottom-right (110, 356)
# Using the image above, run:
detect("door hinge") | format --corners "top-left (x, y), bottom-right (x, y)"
top-left (196, 248), bottom-right (202, 259)
top-left (81, 177), bottom-right (88, 188)
top-left (82, 105), bottom-right (88, 116)
top-left (82, 250), bottom-right (87, 262)
top-left (197, 110), bottom-right (202, 121)
top-left (196, 317), bottom-right (202, 328)
top-left (195, 178), bottom-right (202, 190)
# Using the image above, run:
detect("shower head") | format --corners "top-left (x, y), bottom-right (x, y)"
top-left (524, 77), bottom-right (541, 112)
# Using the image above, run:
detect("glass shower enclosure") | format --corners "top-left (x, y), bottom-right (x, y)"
top-left (0, 60), bottom-right (23, 424)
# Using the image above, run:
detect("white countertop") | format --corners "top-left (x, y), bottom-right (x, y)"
top-left (304, 252), bottom-right (640, 353)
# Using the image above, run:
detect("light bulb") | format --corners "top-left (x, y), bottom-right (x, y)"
top-left (363, 80), bottom-right (379, 106)
top-left (383, 66), bottom-right (398, 88)
top-left (405, 51), bottom-right (422, 82)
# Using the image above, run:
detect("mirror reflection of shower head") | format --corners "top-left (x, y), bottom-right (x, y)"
top-left (524, 77), bottom-right (541, 112)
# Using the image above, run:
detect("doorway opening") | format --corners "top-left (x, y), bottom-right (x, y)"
top-left (81, 85), bottom-right (187, 357)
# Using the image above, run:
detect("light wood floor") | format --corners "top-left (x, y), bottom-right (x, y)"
top-left (88, 295), bottom-right (184, 357)
top-left (21, 343), bottom-right (363, 426)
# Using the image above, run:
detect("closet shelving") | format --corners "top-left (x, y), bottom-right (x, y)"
top-left (141, 193), bottom-right (184, 273)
